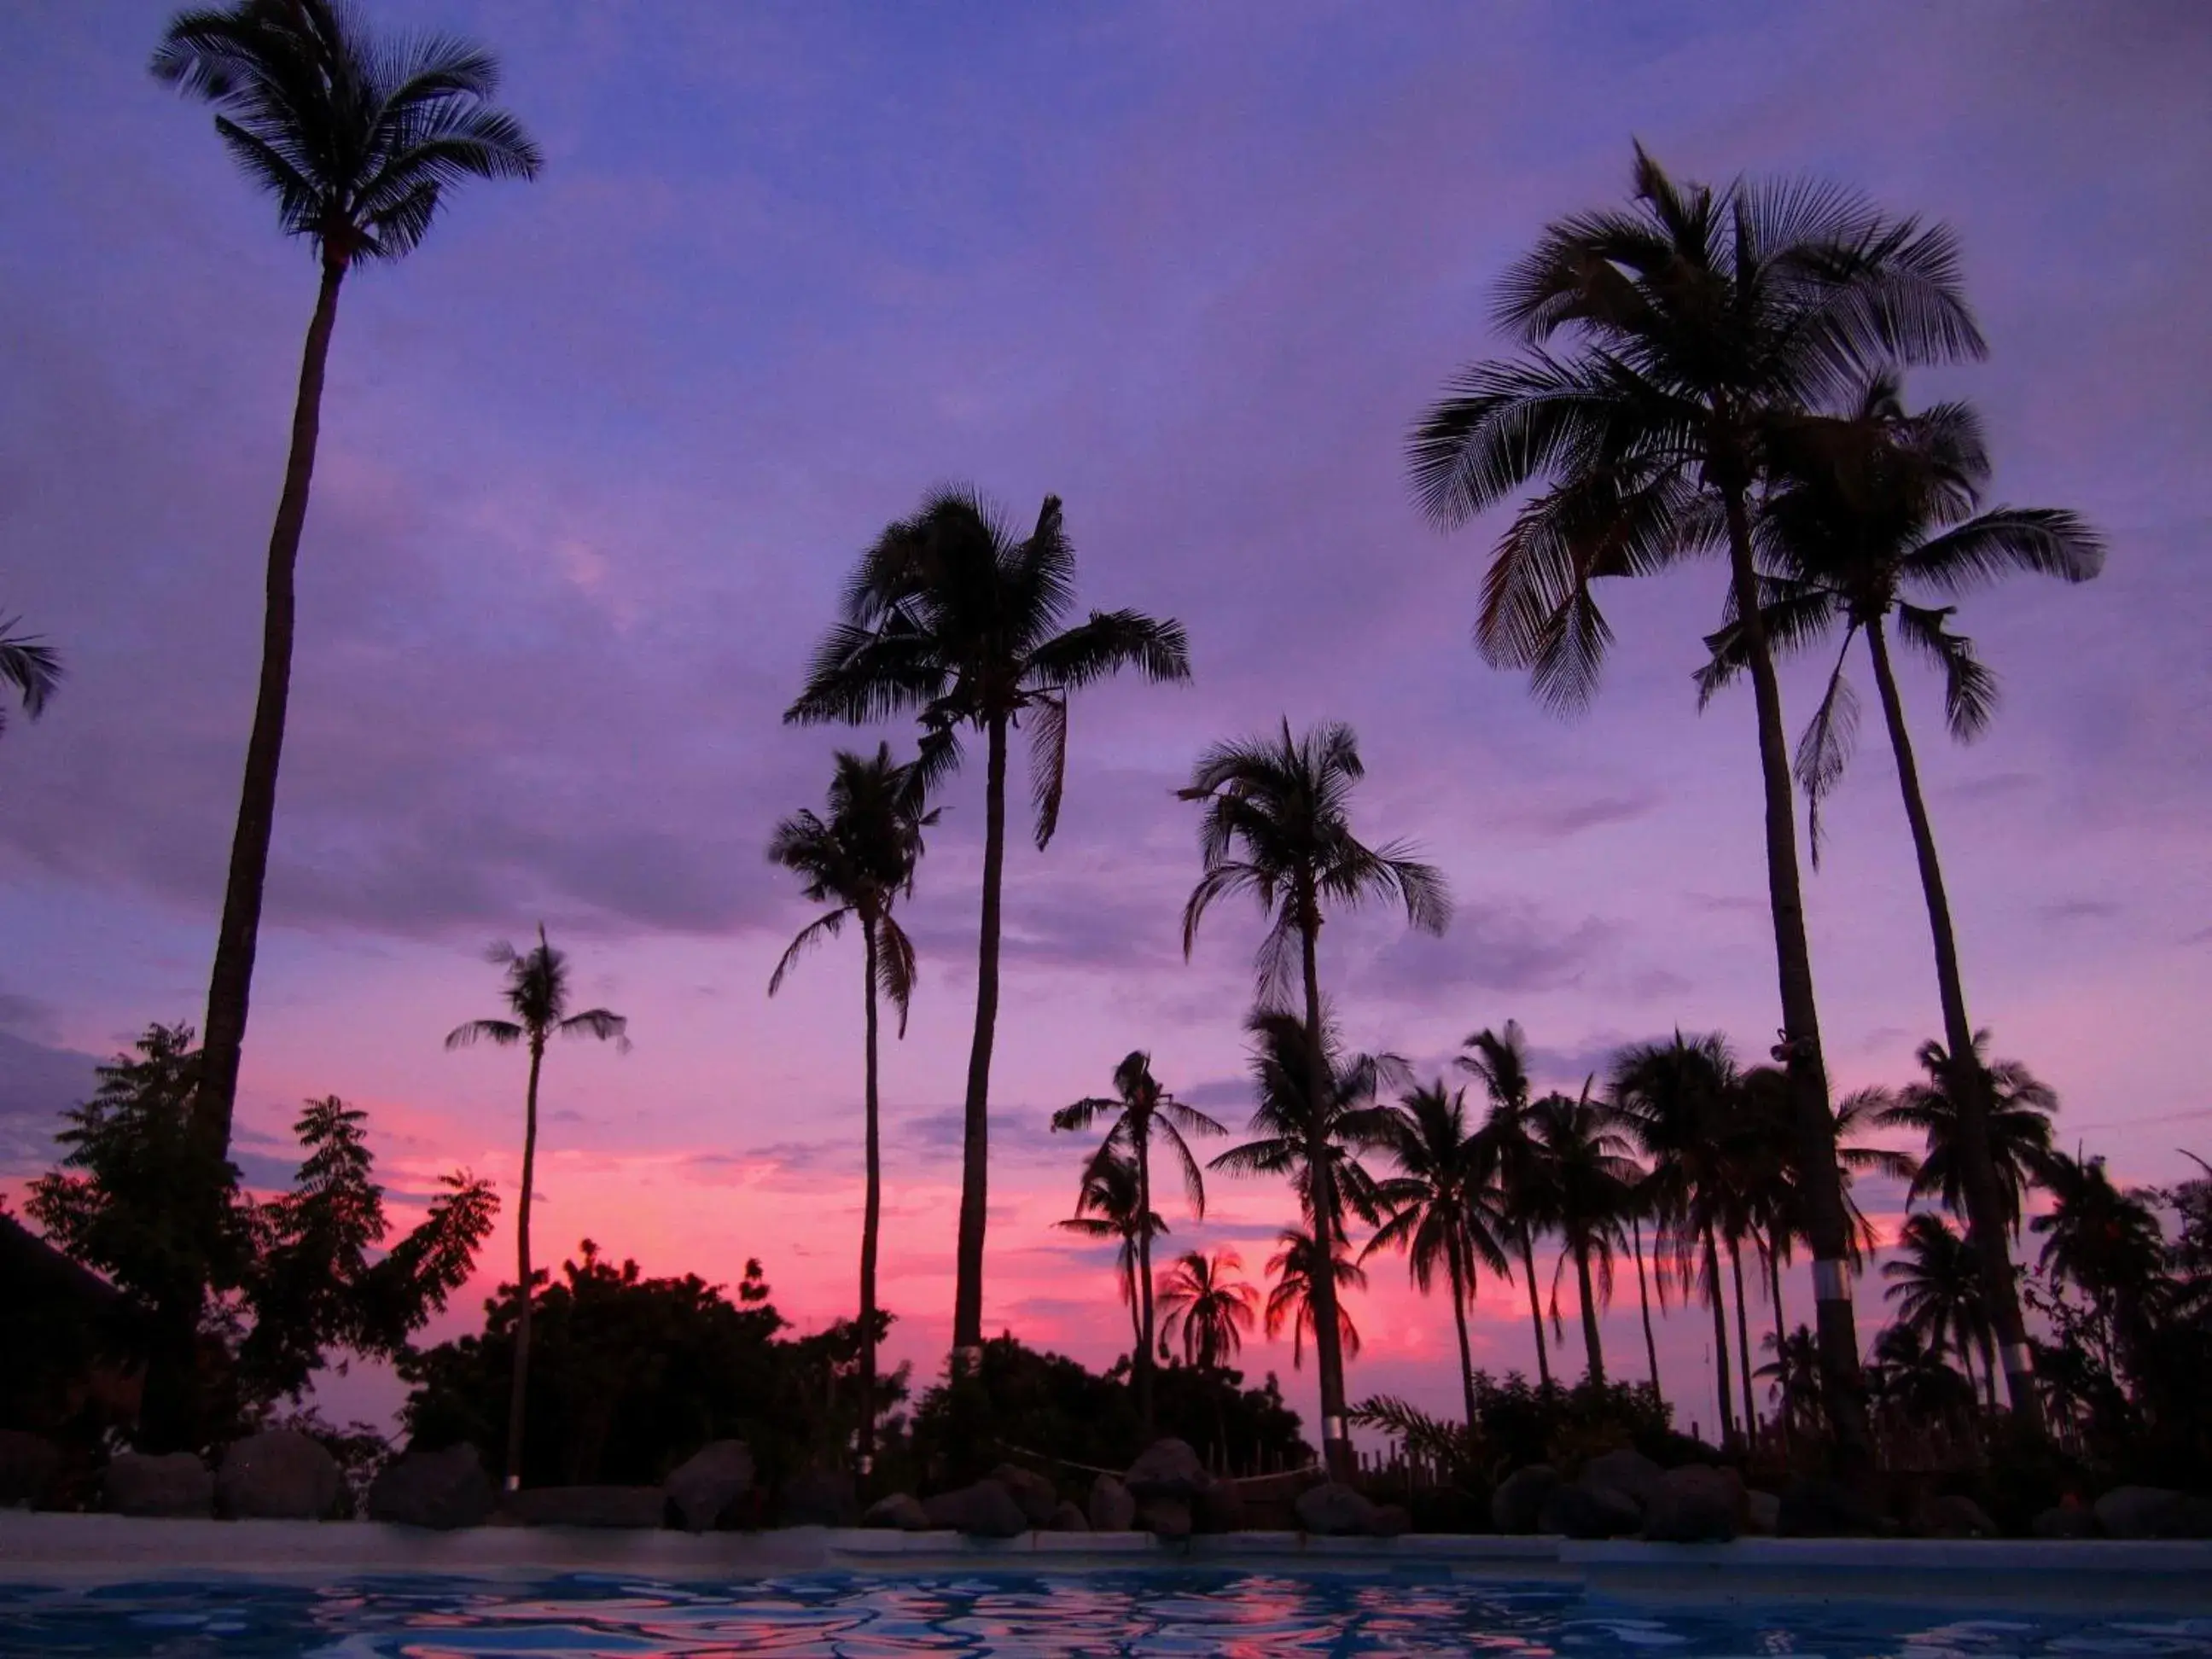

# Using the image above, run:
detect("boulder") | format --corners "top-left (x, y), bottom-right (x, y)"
top-left (1642, 1464), bottom-right (1741, 1543)
top-left (1088, 1473), bottom-right (1137, 1532)
top-left (922, 1478), bottom-right (1028, 1538)
top-left (104, 1452), bottom-right (212, 1518)
top-left (1371, 1502), bottom-right (1412, 1539)
top-left (778, 1469), bottom-right (858, 1528)
top-left (367, 1443), bottom-right (495, 1530)
top-left (1124, 1438), bottom-right (1211, 1500)
top-left (2033, 1502), bottom-right (2099, 1540)
top-left (1195, 1480), bottom-right (1249, 1534)
top-left (664, 1441), bottom-right (754, 1532)
top-left (1579, 1447), bottom-right (1664, 1512)
top-left (1777, 1476), bottom-right (1884, 1539)
top-left (1913, 1493), bottom-right (2000, 1539)
top-left (1138, 1495), bottom-right (1193, 1540)
top-left (2093, 1486), bottom-right (2212, 1540)
top-left (1296, 1481), bottom-right (1382, 1536)
top-left (509, 1485), bottom-right (667, 1528)
top-left (1490, 1464), bottom-right (1562, 1534)
top-left (987, 1463), bottom-right (1059, 1529)
top-left (217, 1429), bottom-right (343, 1521)
top-left (861, 1492), bottom-right (931, 1531)
top-left (1049, 1499), bottom-right (1090, 1532)
top-left (1540, 1481), bottom-right (1644, 1540)
top-left (0, 1433), bottom-right (61, 1510)
top-left (1744, 1489), bottom-right (1781, 1535)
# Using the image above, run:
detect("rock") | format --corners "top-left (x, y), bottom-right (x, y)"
top-left (2033, 1502), bottom-right (2099, 1540)
top-left (778, 1469), bottom-right (858, 1527)
top-left (104, 1452), bottom-right (212, 1518)
top-left (216, 1430), bottom-right (344, 1521)
top-left (1371, 1502), bottom-right (1412, 1539)
top-left (509, 1486), bottom-right (667, 1528)
top-left (923, 1478), bottom-right (1028, 1538)
top-left (664, 1441), bottom-right (754, 1532)
top-left (0, 1433), bottom-right (61, 1510)
top-left (1138, 1495), bottom-right (1193, 1540)
top-left (1540, 1481), bottom-right (1644, 1540)
top-left (1049, 1499), bottom-right (1090, 1531)
top-left (1643, 1464), bottom-right (1742, 1543)
top-left (1777, 1476), bottom-right (1884, 1539)
top-left (987, 1463), bottom-right (1059, 1529)
top-left (2093, 1486), bottom-right (2212, 1540)
top-left (367, 1443), bottom-right (495, 1530)
top-left (1914, 1493), bottom-right (2000, 1539)
top-left (1196, 1481), bottom-right (1249, 1534)
top-left (1124, 1438), bottom-right (1211, 1500)
top-left (1490, 1464), bottom-right (1562, 1534)
top-left (1744, 1489), bottom-right (1781, 1535)
top-left (861, 1492), bottom-right (930, 1531)
top-left (1296, 1481), bottom-right (1382, 1536)
top-left (1580, 1447), bottom-right (1664, 1512)
top-left (1088, 1473), bottom-right (1137, 1531)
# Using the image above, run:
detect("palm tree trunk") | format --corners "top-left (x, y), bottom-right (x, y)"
top-left (859, 917), bottom-right (883, 1481)
top-left (1705, 1226), bottom-right (1736, 1446)
top-left (1720, 482), bottom-right (1871, 1474)
top-left (1295, 878), bottom-right (1353, 1481)
top-left (506, 1038), bottom-right (545, 1493)
top-left (1729, 1232), bottom-right (1756, 1447)
top-left (1767, 1237), bottom-right (1786, 1367)
top-left (1520, 1233), bottom-right (1552, 1388)
top-left (1574, 1237), bottom-right (1605, 1386)
top-left (1448, 1237), bottom-right (1479, 1431)
top-left (193, 255), bottom-right (348, 1157)
top-left (1134, 1116), bottom-right (1156, 1435)
top-left (952, 713), bottom-right (1008, 1366)
top-left (1633, 1215), bottom-right (1662, 1396)
top-left (1864, 617), bottom-right (2043, 1435)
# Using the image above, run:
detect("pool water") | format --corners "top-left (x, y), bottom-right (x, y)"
top-left (1, 1574), bottom-right (2207, 1658)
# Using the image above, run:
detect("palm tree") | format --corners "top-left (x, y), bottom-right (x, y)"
top-left (1757, 1324), bottom-right (1827, 1447)
top-left (154, 0), bottom-right (540, 1163)
top-left (1528, 1085), bottom-right (1640, 1386)
top-left (1051, 1052), bottom-right (1225, 1431)
top-left (0, 613), bottom-right (61, 736)
top-left (1158, 1249), bottom-right (1259, 1371)
top-left (1265, 1225), bottom-right (1365, 1373)
top-left (1868, 1036), bottom-right (2057, 1237)
top-left (1703, 376), bottom-right (2100, 1431)
top-left (1459, 1022), bottom-right (1555, 1388)
top-left (445, 927), bottom-right (627, 1491)
top-left (1054, 1149), bottom-right (1165, 1358)
top-left (1365, 1080), bottom-right (1511, 1429)
top-left (2029, 1150), bottom-right (2169, 1353)
top-left (1626, 1196), bottom-right (1664, 1398)
top-left (786, 487), bottom-right (1190, 1365)
top-left (1181, 719), bottom-right (1447, 1476)
top-left (1883, 1211), bottom-right (1994, 1409)
top-left (766, 743), bottom-right (933, 1476)
top-left (1865, 1321), bottom-right (1976, 1459)
top-left (1409, 145), bottom-right (1983, 1472)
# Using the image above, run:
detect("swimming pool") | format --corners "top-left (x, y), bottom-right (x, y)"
top-left (3, 1572), bottom-right (2209, 1657)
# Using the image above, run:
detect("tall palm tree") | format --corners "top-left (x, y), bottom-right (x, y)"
top-left (1703, 376), bottom-right (2100, 1430)
top-left (0, 613), bottom-right (61, 736)
top-left (1627, 1198), bottom-right (1664, 1398)
top-left (1181, 719), bottom-right (1447, 1476)
top-left (766, 743), bottom-right (933, 1476)
top-left (1051, 1052), bottom-right (1225, 1431)
top-left (1867, 1035), bottom-right (2057, 1237)
top-left (1459, 1022), bottom-right (1556, 1388)
top-left (1158, 1249), bottom-right (1259, 1371)
top-left (154, 0), bottom-right (540, 1161)
top-left (1409, 145), bottom-right (1983, 1472)
top-left (445, 927), bottom-right (627, 1492)
top-left (787, 487), bottom-right (1190, 1365)
top-left (1265, 1225), bottom-right (1365, 1373)
top-left (1366, 1080), bottom-right (1511, 1429)
top-left (1054, 1150), bottom-right (1165, 1358)
top-left (1528, 1085), bottom-right (1640, 1386)
top-left (1882, 1211), bottom-right (1994, 1408)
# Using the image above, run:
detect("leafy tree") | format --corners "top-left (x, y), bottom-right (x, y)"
top-left (2029, 1150), bottom-right (2168, 1351)
top-left (1264, 1225), bottom-right (1365, 1371)
top-left (1052, 1148), bottom-right (1165, 1358)
top-left (1051, 1052), bottom-right (1224, 1431)
top-left (1528, 1086), bottom-right (1641, 1387)
top-left (1459, 1022), bottom-right (1555, 1388)
top-left (0, 610), bottom-right (61, 736)
top-left (767, 742), bottom-right (933, 1475)
top-left (1181, 719), bottom-right (1447, 1474)
top-left (1883, 1212), bottom-right (1995, 1408)
top-left (787, 487), bottom-right (1190, 1365)
top-left (1409, 144), bottom-right (1982, 1473)
top-left (445, 928), bottom-right (628, 1490)
top-left (151, 0), bottom-right (539, 1166)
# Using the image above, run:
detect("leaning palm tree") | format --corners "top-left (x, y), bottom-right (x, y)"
top-left (1365, 1080), bottom-right (1511, 1429)
top-left (1409, 144), bottom-right (1983, 1471)
top-left (0, 613), bottom-right (61, 736)
top-left (1054, 1149), bottom-right (1166, 1359)
top-left (1459, 1022), bottom-right (1556, 1388)
top-left (1528, 1085), bottom-right (1640, 1386)
top-left (1265, 1225), bottom-right (1366, 1373)
top-left (766, 743), bottom-right (933, 1476)
top-left (1182, 719), bottom-right (1447, 1475)
top-left (445, 927), bottom-right (627, 1492)
top-left (1157, 1249), bottom-right (1260, 1371)
top-left (1051, 1052), bottom-right (1225, 1432)
top-left (787, 487), bottom-right (1190, 1366)
top-left (1883, 1211), bottom-right (1995, 1410)
top-left (154, 0), bottom-right (541, 1163)
top-left (1703, 376), bottom-right (2100, 1431)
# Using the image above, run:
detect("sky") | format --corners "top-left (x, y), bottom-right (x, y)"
top-left (1, 1), bottom-right (2207, 1444)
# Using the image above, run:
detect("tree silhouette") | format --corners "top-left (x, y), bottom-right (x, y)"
top-left (1459, 1022), bottom-right (1556, 1388)
top-left (1528, 1085), bottom-right (1640, 1386)
top-left (1054, 1148), bottom-right (1165, 1358)
top-left (0, 612), bottom-right (61, 737)
top-left (1157, 1249), bottom-right (1259, 1371)
top-left (1265, 1225), bottom-right (1365, 1372)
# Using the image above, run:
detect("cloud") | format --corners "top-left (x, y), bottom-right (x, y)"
top-left (0, 1029), bottom-right (98, 1175)
top-left (2039, 898), bottom-right (2120, 923)
top-left (1358, 903), bottom-right (1617, 1004)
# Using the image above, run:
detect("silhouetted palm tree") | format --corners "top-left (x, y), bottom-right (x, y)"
top-left (1366, 1080), bottom-right (1511, 1429)
top-left (1868, 1036), bottom-right (2057, 1237)
top-left (787, 487), bottom-right (1190, 1365)
top-left (445, 928), bottom-right (627, 1491)
top-left (1757, 1324), bottom-right (1827, 1447)
top-left (154, 0), bottom-right (540, 1161)
top-left (767, 743), bottom-right (934, 1474)
top-left (1460, 1022), bottom-right (1556, 1388)
top-left (2030, 1151), bottom-right (2168, 1348)
top-left (1181, 720), bottom-right (1447, 1475)
top-left (1409, 144), bottom-right (1983, 1471)
top-left (1865, 1321), bottom-right (1976, 1457)
top-left (1055, 1150), bottom-right (1165, 1358)
top-left (1528, 1085), bottom-right (1640, 1386)
top-left (1883, 1212), bottom-right (1994, 1409)
top-left (0, 613), bottom-right (61, 736)
top-left (1265, 1225), bottom-right (1365, 1372)
top-left (1704, 375), bottom-right (2099, 1431)
top-left (1158, 1249), bottom-right (1259, 1371)
top-left (1051, 1052), bottom-right (1225, 1431)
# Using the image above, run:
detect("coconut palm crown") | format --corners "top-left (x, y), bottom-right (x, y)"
top-left (0, 613), bottom-right (61, 736)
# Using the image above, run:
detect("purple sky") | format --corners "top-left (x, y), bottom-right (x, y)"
top-left (1, 2), bottom-right (2207, 1439)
